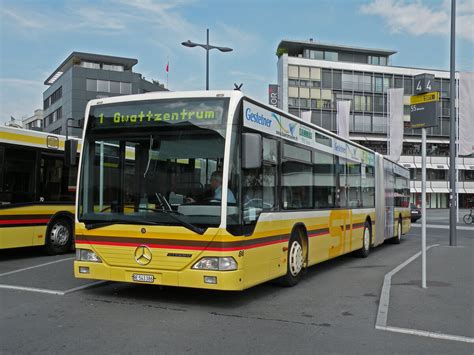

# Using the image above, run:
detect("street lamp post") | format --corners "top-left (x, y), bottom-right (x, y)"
top-left (181, 28), bottom-right (233, 90)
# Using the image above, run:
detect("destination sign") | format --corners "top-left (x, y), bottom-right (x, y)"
top-left (89, 98), bottom-right (228, 130)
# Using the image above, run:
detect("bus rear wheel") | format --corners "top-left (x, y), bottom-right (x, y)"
top-left (391, 219), bottom-right (402, 244)
top-left (355, 221), bottom-right (371, 258)
top-left (280, 233), bottom-right (304, 287)
top-left (45, 218), bottom-right (72, 255)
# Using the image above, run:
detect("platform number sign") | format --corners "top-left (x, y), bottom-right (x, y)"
top-left (414, 74), bottom-right (435, 95)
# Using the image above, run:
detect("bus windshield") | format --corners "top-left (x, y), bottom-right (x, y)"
top-left (78, 98), bottom-right (231, 230)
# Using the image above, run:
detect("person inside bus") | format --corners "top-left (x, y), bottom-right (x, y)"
top-left (186, 171), bottom-right (236, 204)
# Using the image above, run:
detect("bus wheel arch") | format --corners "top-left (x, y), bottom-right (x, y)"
top-left (280, 223), bottom-right (308, 287)
top-left (44, 212), bottom-right (74, 255)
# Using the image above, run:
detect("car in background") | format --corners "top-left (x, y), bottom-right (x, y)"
top-left (410, 203), bottom-right (422, 222)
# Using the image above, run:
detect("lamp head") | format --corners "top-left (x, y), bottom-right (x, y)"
top-left (181, 40), bottom-right (197, 48)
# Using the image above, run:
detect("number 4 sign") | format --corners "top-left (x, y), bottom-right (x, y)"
top-left (415, 73), bottom-right (435, 94)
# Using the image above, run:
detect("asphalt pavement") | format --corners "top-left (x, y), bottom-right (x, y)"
top-left (0, 210), bottom-right (472, 354)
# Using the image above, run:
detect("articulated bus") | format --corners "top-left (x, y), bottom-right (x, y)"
top-left (0, 126), bottom-right (79, 254)
top-left (74, 91), bottom-right (410, 290)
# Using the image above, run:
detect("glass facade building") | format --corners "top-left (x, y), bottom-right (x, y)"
top-left (276, 39), bottom-right (473, 208)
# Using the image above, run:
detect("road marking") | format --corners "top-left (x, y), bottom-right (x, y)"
top-left (62, 281), bottom-right (107, 294)
top-left (376, 325), bottom-right (474, 343)
top-left (375, 244), bottom-right (439, 328)
top-left (411, 224), bottom-right (474, 231)
top-left (0, 257), bottom-right (75, 277)
top-left (0, 281), bottom-right (107, 296)
top-left (0, 284), bottom-right (66, 295)
top-left (376, 243), bottom-right (474, 344)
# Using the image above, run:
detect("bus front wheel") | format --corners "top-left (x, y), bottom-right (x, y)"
top-left (280, 233), bottom-right (304, 287)
top-left (45, 218), bottom-right (73, 255)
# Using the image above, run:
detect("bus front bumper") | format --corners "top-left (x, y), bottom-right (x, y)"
top-left (74, 261), bottom-right (245, 291)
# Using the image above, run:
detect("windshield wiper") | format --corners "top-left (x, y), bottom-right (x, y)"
top-left (137, 207), bottom-right (205, 235)
top-left (83, 219), bottom-right (161, 230)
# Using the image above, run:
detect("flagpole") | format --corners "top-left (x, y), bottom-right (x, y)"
top-left (167, 56), bottom-right (169, 89)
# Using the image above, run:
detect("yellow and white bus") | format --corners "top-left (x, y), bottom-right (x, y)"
top-left (0, 126), bottom-right (79, 254)
top-left (74, 91), bottom-right (410, 290)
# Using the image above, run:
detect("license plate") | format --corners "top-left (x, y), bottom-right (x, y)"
top-left (412, 211), bottom-right (419, 214)
top-left (132, 273), bottom-right (154, 283)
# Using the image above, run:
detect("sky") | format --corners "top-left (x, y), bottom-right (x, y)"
top-left (0, 0), bottom-right (473, 123)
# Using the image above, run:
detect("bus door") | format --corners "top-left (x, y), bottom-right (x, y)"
top-left (384, 167), bottom-right (395, 239)
top-left (39, 152), bottom-right (67, 202)
top-left (329, 157), bottom-right (350, 257)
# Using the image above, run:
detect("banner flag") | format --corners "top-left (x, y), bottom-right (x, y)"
top-left (336, 101), bottom-right (351, 140)
top-left (301, 110), bottom-right (311, 123)
top-left (388, 88), bottom-right (404, 162)
top-left (459, 72), bottom-right (474, 156)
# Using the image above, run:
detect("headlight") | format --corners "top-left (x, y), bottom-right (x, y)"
top-left (192, 257), bottom-right (237, 271)
top-left (76, 249), bottom-right (102, 263)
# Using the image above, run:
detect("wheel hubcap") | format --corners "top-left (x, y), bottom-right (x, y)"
top-left (289, 241), bottom-right (303, 276)
top-left (50, 224), bottom-right (69, 247)
top-left (364, 227), bottom-right (370, 250)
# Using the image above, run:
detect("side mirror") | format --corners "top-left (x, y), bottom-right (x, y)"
top-left (64, 139), bottom-right (78, 167)
top-left (242, 133), bottom-right (262, 169)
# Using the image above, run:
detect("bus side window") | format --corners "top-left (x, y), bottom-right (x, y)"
top-left (242, 137), bottom-right (278, 223)
top-left (3, 147), bottom-right (36, 204)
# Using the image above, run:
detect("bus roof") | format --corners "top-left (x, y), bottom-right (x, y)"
top-left (0, 125), bottom-right (80, 151)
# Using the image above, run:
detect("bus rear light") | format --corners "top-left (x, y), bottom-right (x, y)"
top-left (192, 257), bottom-right (237, 271)
top-left (77, 249), bottom-right (102, 263)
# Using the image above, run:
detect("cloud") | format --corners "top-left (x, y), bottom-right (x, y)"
top-left (360, 0), bottom-right (474, 42)
top-left (1, 8), bottom-right (46, 29)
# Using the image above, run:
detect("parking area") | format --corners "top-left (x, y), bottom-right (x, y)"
top-left (1, 218), bottom-right (473, 354)
top-left (0, 248), bottom-right (103, 295)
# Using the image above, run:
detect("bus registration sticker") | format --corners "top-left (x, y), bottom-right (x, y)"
top-left (132, 274), bottom-right (154, 283)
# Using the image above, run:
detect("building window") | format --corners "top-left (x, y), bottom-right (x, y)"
top-left (372, 115), bottom-right (387, 133)
top-left (86, 79), bottom-right (97, 91)
top-left (325, 51), bottom-right (338, 61)
top-left (322, 69), bottom-right (332, 89)
top-left (44, 86), bottom-right (62, 110)
top-left (120, 82), bottom-right (131, 94)
top-left (102, 64), bottom-right (124, 72)
top-left (86, 79), bottom-right (132, 95)
top-left (374, 76), bottom-right (383, 93)
top-left (81, 61), bottom-right (100, 69)
top-left (289, 79), bottom-right (299, 87)
top-left (110, 81), bottom-right (121, 94)
top-left (97, 80), bottom-right (109, 92)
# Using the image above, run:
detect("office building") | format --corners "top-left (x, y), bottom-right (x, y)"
top-left (276, 39), bottom-right (473, 208)
top-left (22, 109), bottom-right (43, 131)
top-left (43, 52), bottom-right (166, 137)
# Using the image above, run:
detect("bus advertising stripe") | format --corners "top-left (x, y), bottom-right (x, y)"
top-left (0, 218), bottom-right (51, 228)
top-left (76, 233), bottom-right (290, 251)
top-left (308, 228), bottom-right (329, 238)
top-left (0, 214), bottom-right (52, 220)
top-left (77, 226), bottom-right (335, 251)
top-left (352, 222), bottom-right (366, 229)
